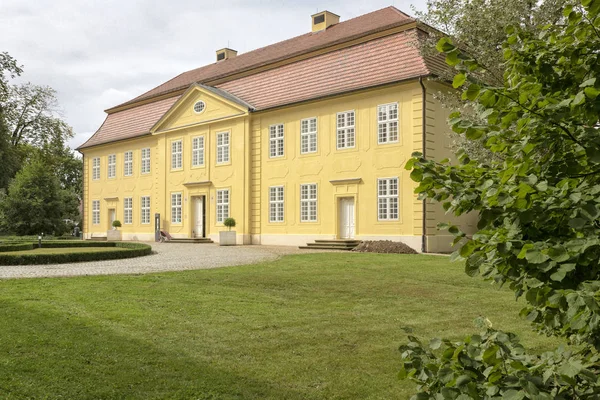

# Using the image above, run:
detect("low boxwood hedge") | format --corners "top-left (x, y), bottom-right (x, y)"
top-left (0, 243), bottom-right (34, 252)
top-left (0, 242), bottom-right (153, 265)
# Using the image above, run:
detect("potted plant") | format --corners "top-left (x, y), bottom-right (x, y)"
top-left (219, 217), bottom-right (236, 246)
top-left (108, 219), bottom-right (122, 241)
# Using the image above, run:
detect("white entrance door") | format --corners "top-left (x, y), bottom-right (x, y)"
top-left (109, 209), bottom-right (116, 227)
top-left (193, 197), bottom-right (204, 238)
top-left (339, 198), bottom-right (355, 239)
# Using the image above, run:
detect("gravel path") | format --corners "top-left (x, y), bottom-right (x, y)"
top-left (0, 243), bottom-right (335, 279)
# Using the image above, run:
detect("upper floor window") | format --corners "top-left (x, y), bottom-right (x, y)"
top-left (378, 178), bottom-right (399, 220)
top-left (269, 186), bottom-right (284, 223)
top-left (216, 132), bottom-right (230, 164)
top-left (171, 140), bottom-right (183, 169)
top-left (216, 189), bottom-right (230, 223)
top-left (92, 200), bottom-right (100, 225)
top-left (300, 118), bottom-right (317, 154)
top-left (378, 103), bottom-right (399, 144)
top-left (141, 196), bottom-right (151, 224)
top-left (107, 154), bottom-right (116, 178)
top-left (269, 124), bottom-right (284, 158)
top-left (124, 151), bottom-right (133, 176)
top-left (300, 183), bottom-right (318, 222)
top-left (171, 193), bottom-right (182, 223)
top-left (124, 197), bottom-right (133, 224)
top-left (337, 111), bottom-right (355, 149)
top-left (192, 136), bottom-right (205, 167)
top-left (92, 157), bottom-right (100, 180)
top-left (141, 148), bottom-right (151, 174)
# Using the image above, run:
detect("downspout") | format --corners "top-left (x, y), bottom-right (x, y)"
top-left (419, 76), bottom-right (427, 253)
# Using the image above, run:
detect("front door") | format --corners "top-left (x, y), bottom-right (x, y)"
top-left (108, 209), bottom-right (116, 228)
top-left (339, 197), bottom-right (355, 239)
top-left (193, 196), bottom-right (204, 238)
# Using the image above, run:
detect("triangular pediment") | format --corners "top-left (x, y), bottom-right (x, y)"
top-left (151, 84), bottom-right (251, 134)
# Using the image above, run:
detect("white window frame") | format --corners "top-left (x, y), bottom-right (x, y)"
top-left (124, 197), bottom-right (133, 224)
top-left (171, 193), bottom-right (182, 224)
top-left (378, 103), bottom-right (399, 144)
top-left (141, 196), bottom-right (150, 224)
top-left (269, 124), bottom-right (285, 158)
top-left (269, 186), bottom-right (284, 223)
top-left (141, 148), bottom-right (151, 174)
top-left (216, 189), bottom-right (230, 223)
top-left (300, 118), bottom-right (317, 154)
top-left (171, 140), bottom-right (183, 170)
top-left (107, 154), bottom-right (116, 178)
top-left (92, 200), bottom-right (100, 225)
top-left (377, 177), bottom-right (399, 221)
top-left (92, 157), bottom-right (100, 180)
top-left (192, 136), bottom-right (205, 167)
top-left (336, 110), bottom-right (356, 149)
top-left (300, 183), bottom-right (318, 222)
top-left (216, 132), bottom-right (230, 164)
top-left (124, 151), bottom-right (133, 176)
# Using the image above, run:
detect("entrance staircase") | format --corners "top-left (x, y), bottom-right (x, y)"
top-left (299, 239), bottom-right (361, 251)
top-left (166, 237), bottom-right (214, 244)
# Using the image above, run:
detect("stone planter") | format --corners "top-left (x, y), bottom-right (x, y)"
top-left (219, 231), bottom-right (236, 246)
top-left (107, 229), bottom-right (122, 241)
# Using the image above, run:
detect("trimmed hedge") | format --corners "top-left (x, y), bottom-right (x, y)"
top-left (0, 242), bottom-right (153, 265)
top-left (0, 243), bottom-right (34, 252)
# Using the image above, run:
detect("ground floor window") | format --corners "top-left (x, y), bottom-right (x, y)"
top-left (92, 200), bottom-right (100, 225)
top-left (141, 196), bottom-right (150, 224)
top-left (124, 197), bottom-right (133, 224)
top-left (378, 178), bottom-right (399, 220)
top-left (171, 193), bottom-right (182, 223)
top-left (300, 184), bottom-right (317, 222)
top-left (216, 189), bottom-right (229, 223)
top-left (269, 186), bottom-right (284, 222)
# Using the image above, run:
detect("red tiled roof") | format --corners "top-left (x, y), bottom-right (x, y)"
top-left (79, 96), bottom-right (180, 148)
top-left (110, 6), bottom-right (415, 110)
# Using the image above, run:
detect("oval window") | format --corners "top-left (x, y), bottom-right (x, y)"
top-left (193, 101), bottom-right (206, 114)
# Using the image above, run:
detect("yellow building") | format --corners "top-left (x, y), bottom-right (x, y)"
top-left (78, 7), bottom-right (476, 252)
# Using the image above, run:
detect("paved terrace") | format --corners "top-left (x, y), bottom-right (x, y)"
top-left (0, 243), bottom-right (334, 279)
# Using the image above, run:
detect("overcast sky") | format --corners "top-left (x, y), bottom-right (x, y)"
top-left (0, 0), bottom-right (427, 150)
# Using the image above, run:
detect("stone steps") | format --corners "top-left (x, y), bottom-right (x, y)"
top-left (299, 239), bottom-right (361, 251)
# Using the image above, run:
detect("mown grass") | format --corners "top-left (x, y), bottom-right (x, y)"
top-left (0, 253), bottom-right (562, 399)
top-left (4, 247), bottom-right (129, 255)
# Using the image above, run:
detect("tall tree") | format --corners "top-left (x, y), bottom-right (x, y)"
top-left (401, 1), bottom-right (600, 397)
top-left (0, 52), bottom-right (23, 191)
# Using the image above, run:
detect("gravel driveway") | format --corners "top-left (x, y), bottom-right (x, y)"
top-left (0, 243), bottom-right (333, 279)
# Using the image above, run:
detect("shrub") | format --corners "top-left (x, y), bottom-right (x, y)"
top-left (224, 218), bottom-right (236, 231)
top-left (0, 243), bottom-right (33, 252)
top-left (0, 242), bottom-right (152, 265)
top-left (112, 220), bottom-right (122, 229)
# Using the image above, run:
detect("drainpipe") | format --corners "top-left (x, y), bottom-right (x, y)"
top-left (419, 76), bottom-right (427, 253)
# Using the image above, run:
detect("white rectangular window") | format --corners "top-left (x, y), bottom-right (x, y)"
top-left (300, 184), bottom-right (318, 222)
top-left (107, 154), bottom-right (116, 178)
top-left (378, 103), bottom-right (399, 143)
top-left (171, 140), bottom-right (183, 169)
top-left (171, 193), bottom-right (182, 223)
top-left (216, 189), bottom-right (230, 223)
top-left (300, 118), bottom-right (317, 154)
top-left (269, 124), bottom-right (284, 158)
top-left (124, 151), bottom-right (133, 176)
top-left (124, 197), bottom-right (133, 224)
top-left (216, 132), bottom-right (230, 164)
top-left (141, 148), bottom-right (151, 174)
top-left (378, 178), bottom-right (399, 220)
top-left (269, 186), bottom-right (284, 223)
top-left (92, 200), bottom-right (100, 225)
top-left (141, 196), bottom-right (150, 224)
top-left (92, 157), bottom-right (100, 180)
top-left (337, 111), bottom-right (355, 149)
top-left (192, 136), bottom-right (204, 167)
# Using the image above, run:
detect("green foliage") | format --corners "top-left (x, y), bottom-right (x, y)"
top-left (0, 243), bottom-right (33, 252)
top-left (112, 220), bottom-right (122, 229)
top-left (224, 217), bottom-right (236, 231)
top-left (0, 158), bottom-right (79, 235)
top-left (0, 242), bottom-right (151, 265)
top-left (402, 0), bottom-right (600, 397)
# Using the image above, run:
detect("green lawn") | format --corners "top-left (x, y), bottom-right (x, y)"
top-left (0, 253), bottom-right (561, 399)
top-left (4, 247), bottom-right (129, 255)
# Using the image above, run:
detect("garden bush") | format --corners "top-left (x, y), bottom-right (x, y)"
top-left (0, 243), bottom-right (33, 252)
top-left (0, 242), bottom-right (152, 265)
